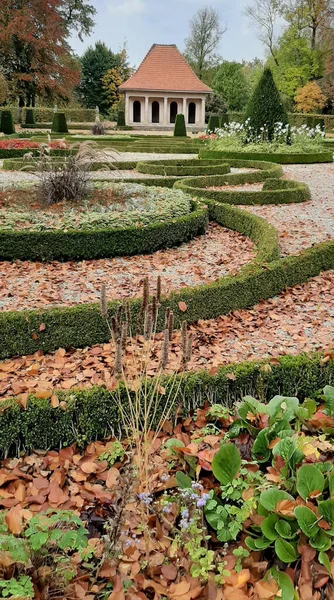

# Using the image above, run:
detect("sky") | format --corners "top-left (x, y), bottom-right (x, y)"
top-left (70, 0), bottom-right (266, 68)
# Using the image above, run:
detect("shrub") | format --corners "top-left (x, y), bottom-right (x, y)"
top-left (244, 68), bottom-right (288, 140)
top-left (51, 112), bottom-right (69, 134)
top-left (0, 110), bottom-right (15, 134)
top-left (220, 113), bottom-right (229, 127)
top-left (207, 114), bottom-right (220, 133)
top-left (174, 114), bottom-right (187, 137)
top-left (117, 110), bottom-right (126, 127)
top-left (295, 82), bottom-right (326, 113)
top-left (25, 109), bottom-right (35, 126)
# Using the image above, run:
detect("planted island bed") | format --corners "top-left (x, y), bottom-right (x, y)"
top-left (0, 183), bottom-right (208, 261)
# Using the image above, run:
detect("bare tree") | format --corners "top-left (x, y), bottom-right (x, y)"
top-left (244, 0), bottom-right (281, 66)
top-left (184, 7), bottom-right (227, 80)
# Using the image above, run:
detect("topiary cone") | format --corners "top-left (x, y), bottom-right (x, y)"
top-left (25, 109), bottom-right (35, 126)
top-left (244, 68), bottom-right (288, 140)
top-left (117, 110), bottom-right (125, 127)
top-left (52, 112), bottom-right (69, 134)
top-left (173, 114), bottom-right (187, 137)
top-left (207, 114), bottom-right (220, 133)
top-left (0, 110), bottom-right (15, 134)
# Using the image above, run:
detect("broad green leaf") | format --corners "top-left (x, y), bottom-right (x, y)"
top-left (318, 499), bottom-right (334, 527)
top-left (252, 428), bottom-right (271, 463)
top-left (329, 472), bottom-right (334, 498)
top-left (275, 519), bottom-right (292, 539)
top-left (272, 437), bottom-right (297, 463)
top-left (245, 536), bottom-right (261, 551)
top-left (294, 506), bottom-right (320, 537)
top-left (261, 514), bottom-right (279, 541)
top-left (295, 398), bottom-right (317, 421)
top-left (309, 529), bottom-right (332, 551)
top-left (296, 464), bottom-right (325, 501)
top-left (212, 443), bottom-right (241, 485)
top-left (238, 396), bottom-right (269, 420)
top-left (268, 396), bottom-right (299, 422)
top-left (318, 551), bottom-right (332, 573)
top-left (324, 385), bottom-right (334, 417)
top-left (268, 568), bottom-right (294, 600)
top-left (260, 488), bottom-right (294, 513)
top-left (254, 537), bottom-right (272, 549)
top-left (175, 471), bottom-right (192, 489)
top-left (274, 538), bottom-right (299, 563)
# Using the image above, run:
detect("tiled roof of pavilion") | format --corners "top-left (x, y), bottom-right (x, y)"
top-left (119, 44), bottom-right (212, 93)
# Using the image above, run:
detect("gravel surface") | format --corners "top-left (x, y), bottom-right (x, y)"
top-left (0, 223), bottom-right (255, 311)
top-left (240, 163), bottom-right (334, 256)
top-left (1, 270), bottom-right (333, 399)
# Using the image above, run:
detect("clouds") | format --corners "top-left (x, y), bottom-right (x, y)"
top-left (109, 0), bottom-right (146, 17)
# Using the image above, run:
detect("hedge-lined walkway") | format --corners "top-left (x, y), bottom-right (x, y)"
top-left (0, 223), bottom-right (255, 311)
top-left (241, 163), bottom-right (334, 256)
top-left (0, 270), bottom-right (333, 400)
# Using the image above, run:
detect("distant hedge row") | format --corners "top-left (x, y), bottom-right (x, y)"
top-left (1, 351), bottom-right (332, 457)
top-left (1, 107), bottom-right (96, 123)
top-left (199, 149), bottom-right (333, 164)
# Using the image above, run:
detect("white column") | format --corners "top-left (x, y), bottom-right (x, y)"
top-left (183, 97), bottom-right (187, 121)
top-left (125, 93), bottom-right (130, 124)
top-left (144, 96), bottom-right (149, 125)
top-left (164, 97), bottom-right (168, 125)
top-left (201, 98), bottom-right (206, 128)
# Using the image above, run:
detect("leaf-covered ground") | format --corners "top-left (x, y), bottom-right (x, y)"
top-left (0, 394), bottom-right (334, 600)
top-left (240, 164), bottom-right (334, 256)
top-left (1, 270), bottom-right (333, 400)
top-left (0, 223), bottom-right (255, 311)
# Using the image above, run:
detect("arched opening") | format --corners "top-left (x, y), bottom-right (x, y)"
top-left (133, 100), bottom-right (141, 123)
top-left (152, 101), bottom-right (160, 123)
top-left (188, 102), bottom-right (196, 124)
top-left (170, 101), bottom-right (178, 124)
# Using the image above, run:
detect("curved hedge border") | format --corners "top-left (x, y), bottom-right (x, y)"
top-left (136, 159), bottom-right (231, 176)
top-left (175, 176), bottom-right (311, 205)
top-left (199, 149), bottom-right (333, 164)
top-left (3, 193), bottom-right (334, 361)
top-left (0, 350), bottom-right (332, 457)
top-left (0, 200), bottom-right (208, 261)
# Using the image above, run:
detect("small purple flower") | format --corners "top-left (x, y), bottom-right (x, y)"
top-left (191, 482), bottom-right (203, 491)
top-left (196, 493), bottom-right (210, 508)
top-left (162, 502), bottom-right (173, 514)
top-left (160, 474), bottom-right (169, 482)
top-left (138, 492), bottom-right (152, 505)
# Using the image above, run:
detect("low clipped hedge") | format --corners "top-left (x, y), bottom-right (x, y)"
top-left (136, 159), bottom-right (231, 176)
top-left (0, 148), bottom-right (70, 159)
top-left (2, 158), bottom-right (138, 171)
top-left (0, 200), bottom-right (208, 262)
top-left (175, 176), bottom-right (311, 205)
top-left (0, 350), bottom-right (333, 457)
top-left (199, 149), bottom-right (333, 164)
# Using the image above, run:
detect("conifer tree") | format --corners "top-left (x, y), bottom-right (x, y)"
top-left (244, 68), bottom-right (288, 139)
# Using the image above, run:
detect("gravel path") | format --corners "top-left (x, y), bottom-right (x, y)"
top-left (0, 223), bottom-right (255, 312)
top-left (240, 163), bottom-right (334, 256)
top-left (1, 270), bottom-right (333, 399)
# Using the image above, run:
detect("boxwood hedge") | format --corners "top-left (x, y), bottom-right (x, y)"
top-left (136, 159), bottom-right (231, 176)
top-left (0, 200), bottom-right (208, 261)
top-left (0, 148), bottom-right (71, 159)
top-left (175, 176), bottom-right (311, 205)
top-left (0, 350), bottom-right (332, 457)
top-left (199, 149), bottom-right (333, 164)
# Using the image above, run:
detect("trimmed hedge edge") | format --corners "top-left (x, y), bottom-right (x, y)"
top-left (2, 205), bottom-right (334, 360)
top-left (175, 176), bottom-right (311, 205)
top-left (136, 159), bottom-right (231, 176)
top-left (0, 200), bottom-right (209, 261)
top-left (0, 350), bottom-right (333, 457)
top-left (199, 149), bottom-right (333, 164)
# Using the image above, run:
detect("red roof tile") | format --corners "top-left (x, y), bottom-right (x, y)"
top-left (119, 44), bottom-right (212, 93)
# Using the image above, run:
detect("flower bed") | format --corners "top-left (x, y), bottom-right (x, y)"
top-left (0, 184), bottom-right (208, 260)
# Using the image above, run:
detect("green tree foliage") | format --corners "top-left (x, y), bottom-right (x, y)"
top-left (244, 68), bottom-right (288, 138)
top-left (205, 91), bottom-right (227, 122)
top-left (184, 7), bottom-right (226, 80)
top-left (213, 61), bottom-right (250, 111)
top-left (79, 42), bottom-right (128, 113)
top-left (59, 0), bottom-right (96, 41)
top-left (174, 114), bottom-right (187, 137)
top-left (0, 72), bottom-right (9, 105)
